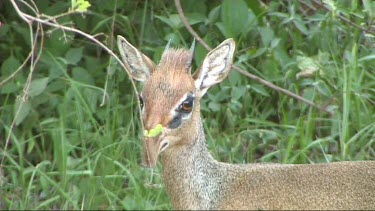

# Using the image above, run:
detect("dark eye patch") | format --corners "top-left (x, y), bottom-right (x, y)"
top-left (168, 94), bottom-right (195, 129)
top-left (169, 114), bottom-right (182, 129)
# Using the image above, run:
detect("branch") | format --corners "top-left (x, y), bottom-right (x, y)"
top-left (174, 0), bottom-right (333, 115)
top-left (311, 0), bottom-right (375, 36)
top-left (8, 0), bottom-right (145, 145)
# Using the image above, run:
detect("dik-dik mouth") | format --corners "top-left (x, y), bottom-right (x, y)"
top-left (141, 131), bottom-right (169, 168)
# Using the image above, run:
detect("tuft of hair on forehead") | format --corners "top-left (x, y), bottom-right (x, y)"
top-left (157, 48), bottom-right (193, 74)
top-left (143, 48), bottom-right (196, 102)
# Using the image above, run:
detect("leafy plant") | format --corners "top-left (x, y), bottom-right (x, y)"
top-left (0, 0), bottom-right (374, 209)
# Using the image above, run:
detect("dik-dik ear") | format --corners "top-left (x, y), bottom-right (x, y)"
top-left (193, 38), bottom-right (235, 97)
top-left (117, 35), bottom-right (155, 82)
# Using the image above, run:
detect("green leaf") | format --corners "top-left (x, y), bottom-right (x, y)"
top-left (49, 57), bottom-right (67, 79)
top-left (72, 67), bottom-right (95, 85)
top-left (1, 82), bottom-right (19, 94)
top-left (259, 27), bottom-right (275, 46)
top-left (1, 56), bottom-right (21, 76)
top-left (315, 80), bottom-right (332, 97)
top-left (156, 13), bottom-right (204, 29)
top-left (231, 86), bottom-right (247, 101)
top-left (155, 15), bottom-right (180, 29)
top-left (293, 18), bottom-right (308, 35)
top-left (250, 84), bottom-right (270, 97)
top-left (185, 13), bottom-right (206, 25)
top-left (145, 124), bottom-right (165, 138)
top-left (248, 47), bottom-right (267, 59)
top-left (65, 47), bottom-right (83, 65)
top-left (221, 0), bottom-right (249, 37)
top-left (215, 22), bottom-right (229, 37)
top-left (14, 98), bottom-right (31, 125)
top-left (208, 5), bottom-right (221, 23)
top-left (72, 0), bottom-right (91, 12)
top-left (208, 101), bottom-right (221, 112)
top-left (28, 77), bottom-right (49, 97)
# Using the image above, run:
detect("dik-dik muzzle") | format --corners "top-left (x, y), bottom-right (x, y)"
top-left (117, 35), bottom-right (235, 168)
top-left (140, 92), bottom-right (196, 167)
top-left (141, 135), bottom-right (168, 168)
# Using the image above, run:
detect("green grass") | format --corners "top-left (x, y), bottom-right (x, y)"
top-left (1, 0), bottom-right (374, 210)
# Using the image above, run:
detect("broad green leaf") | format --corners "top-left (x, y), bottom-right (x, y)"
top-left (156, 13), bottom-right (204, 29)
top-left (231, 86), bottom-right (247, 101)
top-left (49, 57), bottom-right (67, 79)
top-left (315, 80), bottom-right (332, 97)
top-left (250, 84), bottom-right (270, 97)
top-left (259, 27), bottom-right (274, 46)
top-left (293, 18), bottom-right (308, 35)
top-left (45, 31), bottom-right (73, 56)
top-left (1, 82), bottom-right (19, 94)
top-left (248, 47), bottom-right (267, 59)
top-left (65, 47), bottom-right (83, 65)
top-left (245, 0), bottom-right (265, 18)
top-left (14, 98), bottom-right (31, 125)
top-left (72, 67), bottom-right (95, 85)
top-left (1, 56), bottom-right (21, 76)
top-left (155, 15), bottom-right (179, 29)
top-left (208, 101), bottom-right (221, 112)
top-left (221, 0), bottom-right (249, 37)
top-left (215, 22), bottom-right (229, 37)
top-left (185, 13), bottom-right (206, 25)
top-left (28, 77), bottom-right (49, 97)
top-left (228, 69), bottom-right (242, 85)
top-left (302, 87), bottom-right (315, 101)
top-left (208, 5), bottom-right (221, 23)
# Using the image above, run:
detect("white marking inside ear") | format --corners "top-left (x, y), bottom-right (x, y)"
top-left (117, 35), bottom-right (151, 81)
top-left (194, 39), bottom-right (235, 97)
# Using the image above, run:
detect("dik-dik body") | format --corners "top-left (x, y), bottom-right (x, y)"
top-left (117, 36), bottom-right (375, 210)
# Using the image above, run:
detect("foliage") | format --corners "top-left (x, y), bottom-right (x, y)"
top-left (0, 0), bottom-right (374, 209)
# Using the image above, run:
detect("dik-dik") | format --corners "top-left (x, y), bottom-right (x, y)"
top-left (117, 35), bottom-right (375, 210)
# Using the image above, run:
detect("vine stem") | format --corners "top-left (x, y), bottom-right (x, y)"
top-left (174, 0), bottom-right (333, 115)
top-left (7, 0), bottom-right (145, 162)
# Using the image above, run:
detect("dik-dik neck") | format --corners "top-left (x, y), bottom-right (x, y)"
top-left (161, 115), bottom-right (224, 209)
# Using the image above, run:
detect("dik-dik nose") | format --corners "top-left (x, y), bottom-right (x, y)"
top-left (141, 122), bottom-right (169, 168)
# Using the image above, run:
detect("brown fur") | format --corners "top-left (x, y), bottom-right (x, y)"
top-left (143, 49), bottom-right (195, 130)
top-left (117, 36), bottom-right (375, 210)
top-left (144, 50), bottom-right (375, 210)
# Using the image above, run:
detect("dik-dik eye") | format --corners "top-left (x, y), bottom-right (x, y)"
top-left (180, 100), bottom-right (193, 112)
top-left (178, 96), bottom-right (195, 113)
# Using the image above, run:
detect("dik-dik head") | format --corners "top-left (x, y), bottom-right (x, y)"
top-left (117, 36), bottom-right (235, 167)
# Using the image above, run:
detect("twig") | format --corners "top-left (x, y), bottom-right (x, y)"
top-left (174, 0), bottom-right (333, 114)
top-left (9, 0), bottom-right (143, 126)
top-left (2, 0), bottom-right (44, 166)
